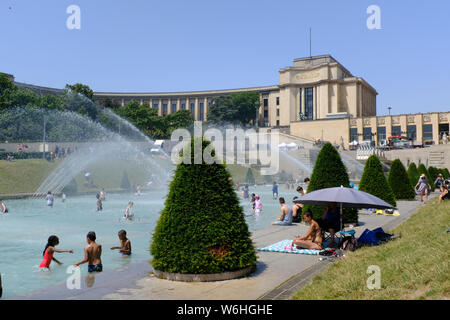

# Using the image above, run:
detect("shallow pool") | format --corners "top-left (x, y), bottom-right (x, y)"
top-left (0, 185), bottom-right (300, 299)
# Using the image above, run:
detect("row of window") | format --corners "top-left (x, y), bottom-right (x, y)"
top-left (349, 124), bottom-right (445, 142)
top-left (154, 102), bottom-right (206, 120)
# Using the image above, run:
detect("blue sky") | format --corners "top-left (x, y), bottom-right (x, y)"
top-left (1, 0), bottom-right (449, 115)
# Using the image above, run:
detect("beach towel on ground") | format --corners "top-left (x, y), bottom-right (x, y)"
top-left (257, 239), bottom-right (321, 255)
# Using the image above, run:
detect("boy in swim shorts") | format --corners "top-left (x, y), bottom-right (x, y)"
top-left (111, 230), bottom-right (131, 256)
top-left (74, 231), bottom-right (103, 272)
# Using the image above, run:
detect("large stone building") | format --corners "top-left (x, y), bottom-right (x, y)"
top-left (4, 54), bottom-right (449, 146)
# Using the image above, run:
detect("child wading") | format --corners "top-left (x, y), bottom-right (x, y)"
top-left (74, 231), bottom-right (103, 272)
top-left (39, 235), bottom-right (73, 270)
top-left (111, 230), bottom-right (132, 256)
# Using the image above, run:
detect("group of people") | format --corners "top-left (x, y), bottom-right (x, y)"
top-left (434, 174), bottom-right (450, 204)
top-left (39, 230), bottom-right (132, 273)
top-left (415, 173), bottom-right (450, 204)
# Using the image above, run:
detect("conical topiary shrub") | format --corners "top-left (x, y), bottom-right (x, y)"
top-left (245, 168), bottom-right (255, 185)
top-left (417, 163), bottom-right (435, 191)
top-left (359, 155), bottom-right (396, 206)
top-left (62, 178), bottom-right (78, 195)
top-left (120, 170), bottom-right (130, 190)
top-left (304, 142), bottom-right (357, 223)
top-left (407, 163), bottom-right (420, 188)
top-left (387, 159), bottom-right (415, 200)
top-left (150, 137), bottom-right (257, 275)
top-left (444, 168), bottom-right (450, 179)
top-left (428, 166), bottom-right (439, 186)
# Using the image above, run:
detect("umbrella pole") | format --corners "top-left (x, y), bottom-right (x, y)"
top-left (340, 202), bottom-right (343, 232)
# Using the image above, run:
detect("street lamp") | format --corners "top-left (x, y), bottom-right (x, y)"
top-left (42, 115), bottom-right (46, 159)
top-left (387, 106), bottom-right (392, 115)
top-left (255, 100), bottom-right (260, 130)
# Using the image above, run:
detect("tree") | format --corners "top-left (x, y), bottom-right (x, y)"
top-left (207, 91), bottom-right (260, 126)
top-left (407, 163), bottom-right (420, 188)
top-left (164, 110), bottom-right (194, 136)
top-left (65, 83), bottom-right (94, 100)
top-left (387, 159), bottom-right (415, 200)
top-left (428, 166), bottom-right (439, 186)
top-left (120, 170), bottom-right (131, 190)
top-left (359, 155), bottom-right (396, 206)
top-left (150, 137), bottom-right (257, 274)
top-left (245, 168), bottom-right (255, 185)
top-left (304, 142), bottom-right (357, 223)
top-left (417, 163), bottom-right (435, 191)
top-left (62, 178), bottom-right (78, 195)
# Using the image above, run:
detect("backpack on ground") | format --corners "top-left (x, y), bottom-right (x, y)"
top-left (340, 236), bottom-right (357, 251)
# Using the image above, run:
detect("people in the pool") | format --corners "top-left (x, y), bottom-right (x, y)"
top-left (73, 231), bottom-right (103, 273)
top-left (39, 235), bottom-right (73, 270)
top-left (111, 230), bottom-right (132, 256)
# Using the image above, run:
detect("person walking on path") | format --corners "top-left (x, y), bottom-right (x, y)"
top-left (415, 174), bottom-right (432, 203)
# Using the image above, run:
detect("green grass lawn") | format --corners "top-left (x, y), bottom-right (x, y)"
top-left (0, 159), bottom-right (61, 195)
top-left (0, 158), bottom-right (152, 195)
top-left (291, 199), bottom-right (450, 300)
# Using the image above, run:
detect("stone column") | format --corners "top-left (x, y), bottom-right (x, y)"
top-left (203, 97), bottom-right (208, 121)
top-left (167, 99), bottom-right (172, 115)
top-left (158, 99), bottom-right (162, 116)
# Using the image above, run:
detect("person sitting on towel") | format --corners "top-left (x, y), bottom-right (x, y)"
top-left (292, 210), bottom-right (323, 250)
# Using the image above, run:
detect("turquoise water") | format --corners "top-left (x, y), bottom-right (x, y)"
top-left (0, 185), bottom-right (300, 299)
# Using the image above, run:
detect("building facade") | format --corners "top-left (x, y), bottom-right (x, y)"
top-left (4, 54), bottom-right (449, 146)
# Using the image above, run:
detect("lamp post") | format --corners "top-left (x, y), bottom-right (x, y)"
top-left (255, 100), bottom-right (260, 131)
top-left (42, 115), bottom-right (46, 159)
top-left (387, 106), bottom-right (392, 115)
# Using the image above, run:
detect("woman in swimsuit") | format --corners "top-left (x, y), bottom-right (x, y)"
top-left (292, 210), bottom-right (323, 250)
top-left (39, 235), bottom-right (73, 269)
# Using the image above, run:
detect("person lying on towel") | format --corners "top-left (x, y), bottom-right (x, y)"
top-left (292, 210), bottom-right (323, 250)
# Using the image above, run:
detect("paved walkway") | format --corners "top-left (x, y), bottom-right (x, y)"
top-left (12, 195), bottom-right (435, 300)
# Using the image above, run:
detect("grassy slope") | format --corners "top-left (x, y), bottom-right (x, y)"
top-left (0, 159), bottom-right (260, 195)
top-left (0, 159), bottom-right (61, 194)
top-left (291, 199), bottom-right (450, 300)
top-left (0, 159), bottom-right (151, 195)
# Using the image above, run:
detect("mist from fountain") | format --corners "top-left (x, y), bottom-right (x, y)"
top-left (0, 89), bottom-right (174, 197)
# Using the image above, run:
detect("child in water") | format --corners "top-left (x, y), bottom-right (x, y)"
top-left (111, 230), bottom-right (131, 256)
top-left (74, 231), bottom-right (103, 273)
top-left (96, 193), bottom-right (102, 211)
top-left (39, 235), bottom-right (73, 270)
top-left (124, 201), bottom-right (134, 220)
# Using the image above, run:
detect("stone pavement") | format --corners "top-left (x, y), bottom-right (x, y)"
top-left (12, 195), bottom-right (435, 300)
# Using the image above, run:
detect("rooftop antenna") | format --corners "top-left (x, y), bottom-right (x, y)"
top-left (309, 27), bottom-right (312, 58)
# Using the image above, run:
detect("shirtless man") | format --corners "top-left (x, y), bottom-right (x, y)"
top-left (292, 210), bottom-right (322, 250)
top-left (74, 231), bottom-right (102, 272)
top-left (271, 197), bottom-right (292, 225)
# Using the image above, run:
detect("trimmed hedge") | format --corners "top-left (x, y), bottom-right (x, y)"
top-left (407, 163), bottom-right (420, 188)
top-left (150, 137), bottom-right (257, 274)
top-left (304, 142), bottom-right (357, 223)
top-left (387, 159), bottom-right (415, 200)
top-left (359, 155), bottom-right (396, 206)
top-left (245, 168), bottom-right (255, 185)
top-left (417, 164), bottom-right (435, 191)
top-left (428, 166), bottom-right (439, 185)
top-left (120, 170), bottom-right (130, 190)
